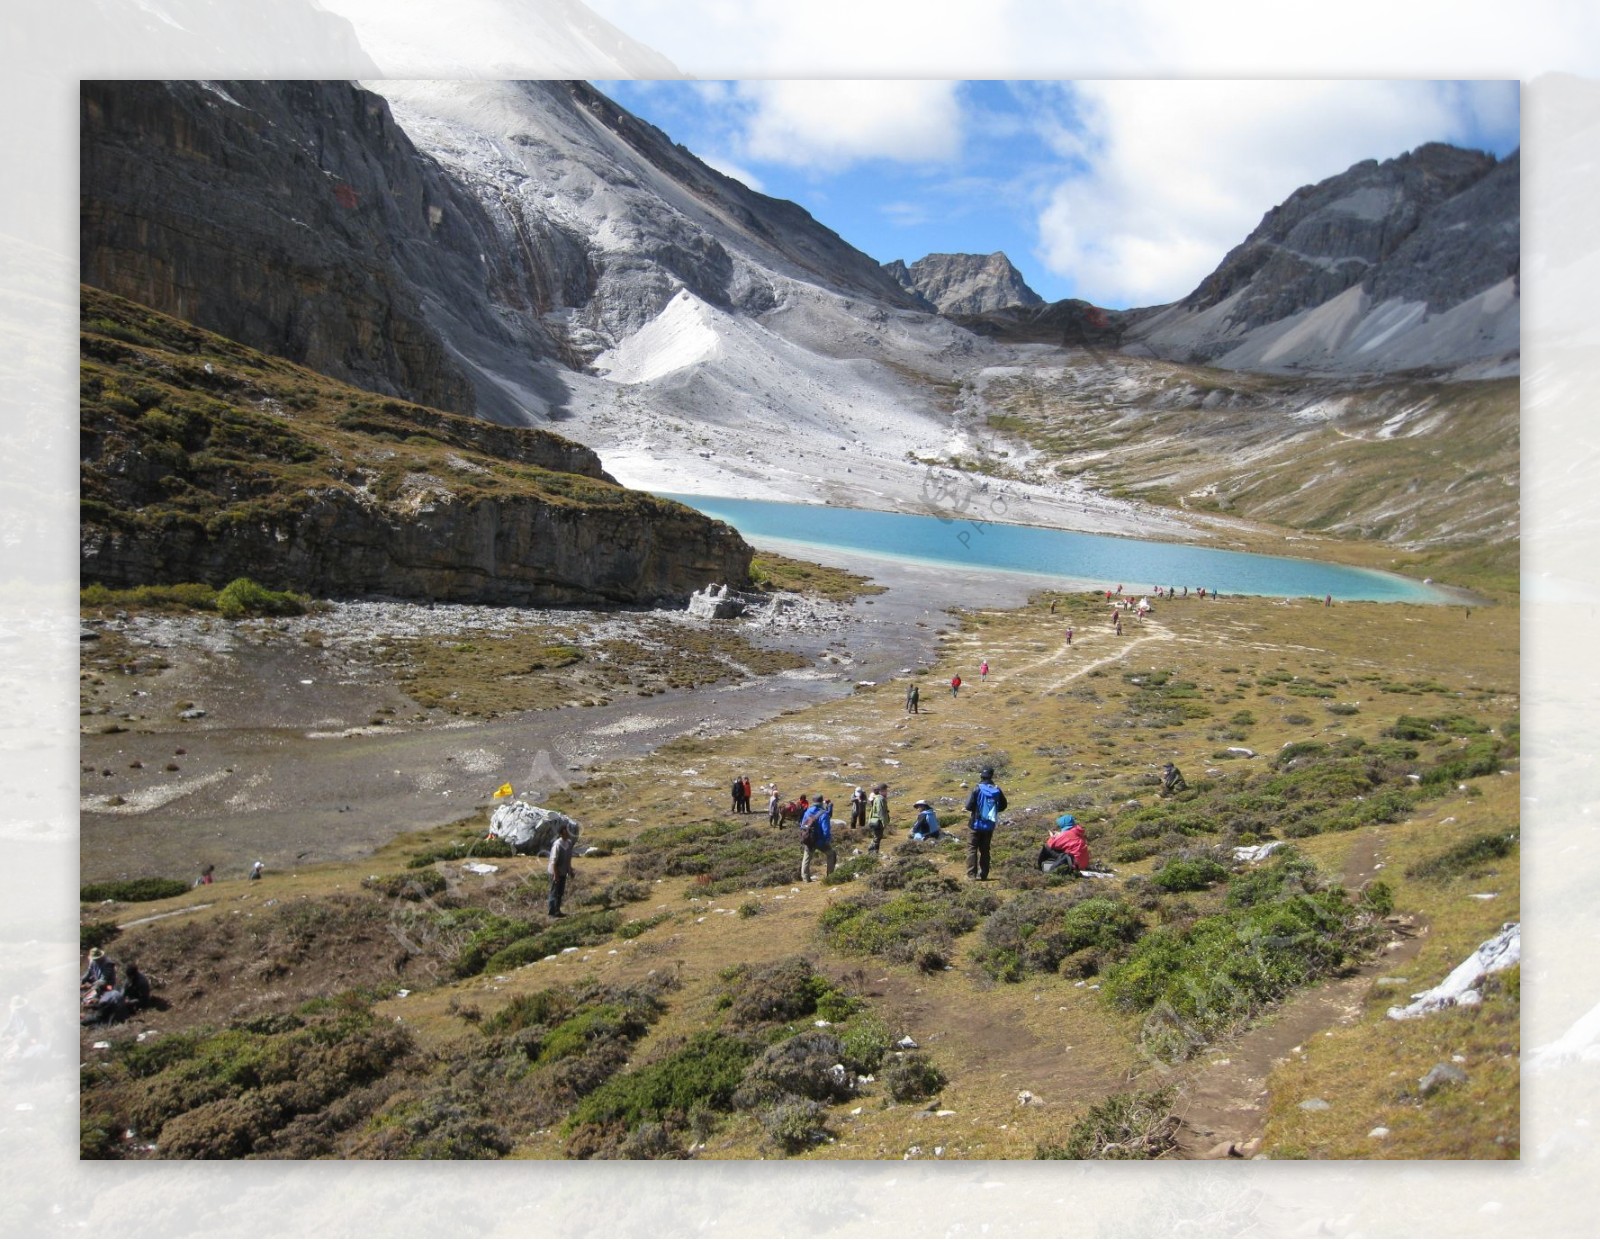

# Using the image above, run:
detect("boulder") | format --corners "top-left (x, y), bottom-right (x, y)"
top-left (487, 801), bottom-right (580, 856)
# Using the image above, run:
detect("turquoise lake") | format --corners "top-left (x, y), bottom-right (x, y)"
top-left (658, 494), bottom-right (1448, 604)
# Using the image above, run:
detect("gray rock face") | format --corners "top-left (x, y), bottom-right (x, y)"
top-left (80, 80), bottom-right (573, 423)
top-left (81, 487), bottom-right (750, 609)
top-left (887, 252), bottom-right (1044, 316)
top-left (1124, 143), bottom-right (1519, 376)
top-left (1183, 143), bottom-right (1509, 331)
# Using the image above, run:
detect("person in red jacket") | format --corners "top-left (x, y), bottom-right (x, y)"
top-left (950, 674), bottom-right (962, 698)
top-left (1039, 814), bottom-right (1091, 874)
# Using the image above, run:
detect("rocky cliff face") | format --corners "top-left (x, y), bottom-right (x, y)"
top-left (1122, 143), bottom-right (1519, 376)
top-left (79, 287), bottom-right (750, 606)
top-left (80, 79), bottom-right (575, 423)
top-left (83, 487), bottom-right (748, 607)
top-left (885, 251), bottom-right (1043, 316)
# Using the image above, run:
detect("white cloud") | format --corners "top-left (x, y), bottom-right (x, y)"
top-left (733, 80), bottom-right (964, 171)
top-left (1033, 80), bottom-right (1516, 307)
top-left (882, 201), bottom-right (932, 228)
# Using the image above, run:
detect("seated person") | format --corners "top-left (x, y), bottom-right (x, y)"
top-left (1038, 813), bottom-right (1092, 874)
top-left (909, 799), bottom-right (942, 840)
top-left (1160, 762), bottom-right (1188, 796)
top-left (122, 963), bottom-right (152, 1013)
top-left (80, 984), bottom-right (126, 1026)
top-left (80, 947), bottom-right (116, 995)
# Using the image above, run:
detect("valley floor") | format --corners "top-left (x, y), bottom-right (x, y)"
top-left (77, 544), bottom-right (1520, 1162)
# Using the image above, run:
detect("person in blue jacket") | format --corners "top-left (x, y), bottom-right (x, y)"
top-left (799, 796), bottom-right (836, 882)
top-left (964, 766), bottom-right (1007, 880)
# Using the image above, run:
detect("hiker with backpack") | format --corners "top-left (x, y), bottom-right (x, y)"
top-left (1038, 814), bottom-right (1091, 875)
top-left (1160, 762), bottom-right (1188, 797)
top-left (799, 795), bottom-right (836, 882)
top-left (964, 766), bottom-right (1007, 880)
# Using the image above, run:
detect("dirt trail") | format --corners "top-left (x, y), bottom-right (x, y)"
top-left (1169, 824), bottom-right (1427, 1157)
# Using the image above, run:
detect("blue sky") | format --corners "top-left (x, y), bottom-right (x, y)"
top-left (596, 80), bottom-right (1520, 308)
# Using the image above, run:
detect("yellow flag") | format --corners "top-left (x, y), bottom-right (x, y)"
top-left (492, 782), bottom-right (514, 799)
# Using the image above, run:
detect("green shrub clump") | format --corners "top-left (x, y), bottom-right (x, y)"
top-left (360, 870), bottom-right (447, 901)
top-left (882, 1051), bottom-right (947, 1103)
top-left (1149, 855), bottom-right (1229, 893)
top-left (1406, 830), bottom-right (1519, 882)
top-left (80, 877), bottom-right (190, 904)
top-left (1102, 854), bottom-right (1382, 1061)
top-left (406, 838), bottom-right (516, 868)
top-left (568, 1030), bottom-right (756, 1134)
top-left (1037, 1086), bottom-right (1178, 1159)
top-left (974, 891), bottom-right (1145, 982)
top-left (820, 883), bottom-right (997, 971)
top-left (215, 577), bottom-right (307, 619)
top-left (623, 819), bottom-right (795, 895)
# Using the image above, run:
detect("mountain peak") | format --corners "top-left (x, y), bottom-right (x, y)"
top-left (887, 251), bottom-right (1043, 316)
top-left (1125, 141), bottom-right (1517, 376)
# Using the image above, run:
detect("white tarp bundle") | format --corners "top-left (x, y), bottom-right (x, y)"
top-left (487, 801), bottom-right (581, 855)
top-left (1233, 841), bottom-right (1286, 863)
top-left (1388, 921), bottom-right (1520, 1020)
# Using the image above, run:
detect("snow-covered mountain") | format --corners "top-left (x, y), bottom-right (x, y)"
top-left (79, 79), bottom-right (1519, 549)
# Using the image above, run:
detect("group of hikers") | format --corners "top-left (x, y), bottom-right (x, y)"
top-left (79, 947), bottom-right (152, 1027)
top-left (780, 764), bottom-right (1098, 884)
top-left (729, 774), bottom-right (755, 814)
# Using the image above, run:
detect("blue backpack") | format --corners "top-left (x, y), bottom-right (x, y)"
top-left (971, 783), bottom-right (1001, 830)
top-left (802, 804), bottom-right (832, 846)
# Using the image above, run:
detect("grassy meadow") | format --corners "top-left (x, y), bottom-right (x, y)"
top-left (80, 578), bottom-right (1519, 1160)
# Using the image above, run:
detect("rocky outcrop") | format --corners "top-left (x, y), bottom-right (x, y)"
top-left (1122, 143), bottom-right (1519, 376)
top-left (886, 252), bottom-right (1043, 316)
top-left (81, 487), bottom-right (750, 608)
top-left (79, 287), bottom-right (751, 607)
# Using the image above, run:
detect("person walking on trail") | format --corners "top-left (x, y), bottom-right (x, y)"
top-left (547, 821), bottom-right (575, 917)
top-left (768, 788), bottom-right (781, 827)
top-left (964, 766), bottom-right (1007, 880)
top-left (910, 799), bottom-right (941, 840)
top-left (950, 674), bottom-right (962, 699)
top-left (1160, 762), bottom-right (1188, 797)
top-left (867, 783), bottom-right (889, 853)
top-left (799, 795), bottom-right (836, 882)
top-left (980, 659), bottom-right (989, 682)
top-left (906, 683), bottom-right (920, 714)
top-left (1066, 625), bottom-right (1074, 646)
